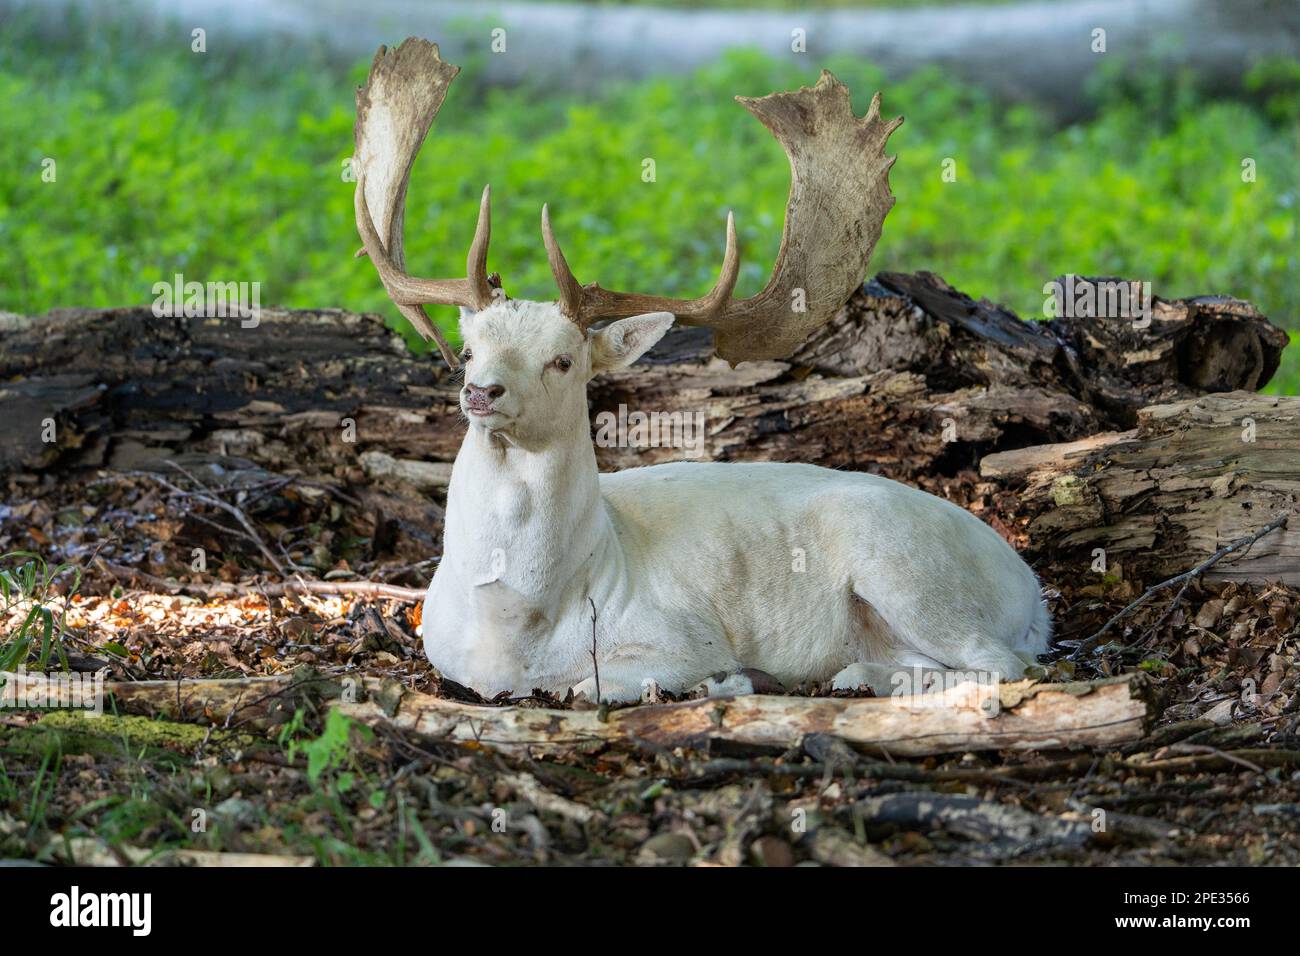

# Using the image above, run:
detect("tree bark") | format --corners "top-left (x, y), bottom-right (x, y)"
top-left (341, 672), bottom-right (1154, 756)
top-left (1, 273), bottom-right (1285, 491)
top-left (980, 392), bottom-right (1300, 584)
top-left (9, 670), bottom-right (1154, 757)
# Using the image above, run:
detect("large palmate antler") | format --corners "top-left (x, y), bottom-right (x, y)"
top-left (353, 38), bottom-right (492, 367)
top-left (544, 72), bottom-right (902, 363)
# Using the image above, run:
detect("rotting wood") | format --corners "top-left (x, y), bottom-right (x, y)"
top-left (338, 673), bottom-right (1153, 756)
top-left (981, 392), bottom-right (1300, 585)
top-left (2, 274), bottom-right (1284, 491)
top-left (1065, 513), bottom-right (1289, 657)
top-left (54, 840), bottom-right (315, 867)
top-left (853, 791), bottom-right (1092, 859)
top-left (6, 671), bottom-right (1154, 756)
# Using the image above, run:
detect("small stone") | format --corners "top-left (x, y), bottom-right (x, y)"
top-left (212, 797), bottom-right (257, 828)
top-left (750, 836), bottom-right (795, 868)
top-left (1202, 698), bottom-right (1235, 726)
top-left (637, 832), bottom-right (694, 865)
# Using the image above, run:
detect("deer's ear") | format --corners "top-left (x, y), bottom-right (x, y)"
top-left (590, 312), bottom-right (674, 374)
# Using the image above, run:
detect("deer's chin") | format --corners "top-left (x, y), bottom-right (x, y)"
top-left (472, 416), bottom-right (507, 434)
top-left (466, 409), bottom-right (523, 441)
top-left (462, 403), bottom-right (510, 424)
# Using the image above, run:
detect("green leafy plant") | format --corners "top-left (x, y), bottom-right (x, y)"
top-left (289, 707), bottom-right (374, 785)
top-left (0, 551), bottom-right (81, 674)
top-left (2, 11), bottom-right (1295, 390)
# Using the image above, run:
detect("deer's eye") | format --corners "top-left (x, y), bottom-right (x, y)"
top-left (551, 354), bottom-right (573, 372)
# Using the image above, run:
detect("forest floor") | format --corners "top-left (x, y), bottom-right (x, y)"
top-left (2, 462), bottom-right (1298, 866)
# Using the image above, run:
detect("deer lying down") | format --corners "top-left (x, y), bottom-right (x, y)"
top-left (425, 305), bottom-right (1052, 701)
top-left (352, 39), bottom-right (1052, 702)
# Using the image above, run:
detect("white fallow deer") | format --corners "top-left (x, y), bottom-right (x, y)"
top-left (353, 39), bottom-right (1051, 702)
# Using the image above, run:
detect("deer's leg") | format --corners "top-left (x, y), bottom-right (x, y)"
top-left (839, 591), bottom-right (1025, 692)
top-left (696, 672), bottom-right (755, 697)
top-left (571, 674), bottom-right (649, 705)
top-left (848, 576), bottom-right (1043, 685)
top-left (831, 662), bottom-right (898, 693)
top-left (570, 646), bottom-right (706, 703)
top-left (832, 657), bottom-right (955, 693)
top-left (833, 592), bottom-right (928, 692)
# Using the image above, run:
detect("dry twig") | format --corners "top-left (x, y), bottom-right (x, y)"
top-left (1065, 513), bottom-right (1289, 659)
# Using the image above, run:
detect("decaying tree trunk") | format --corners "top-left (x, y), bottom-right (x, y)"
top-left (338, 672), bottom-right (1154, 756)
top-left (0, 272), bottom-right (1285, 491)
top-left (9, 670), bottom-right (1155, 757)
top-left (980, 392), bottom-right (1299, 584)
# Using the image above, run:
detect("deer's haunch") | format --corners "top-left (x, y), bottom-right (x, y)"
top-left (353, 39), bottom-right (1051, 701)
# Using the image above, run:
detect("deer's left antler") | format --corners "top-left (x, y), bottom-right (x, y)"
top-left (543, 71), bottom-right (902, 363)
top-left (353, 39), bottom-right (494, 367)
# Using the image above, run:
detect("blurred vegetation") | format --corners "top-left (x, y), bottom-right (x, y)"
top-left (1, 11), bottom-right (1296, 391)
top-left (548, 0), bottom-right (1002, 6)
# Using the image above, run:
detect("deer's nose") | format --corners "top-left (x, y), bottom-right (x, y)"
top-left (464, 383), bottom-right (505, 403)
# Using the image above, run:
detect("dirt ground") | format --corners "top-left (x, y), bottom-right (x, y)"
top-left (2, 462), bottom-right (1297, 866)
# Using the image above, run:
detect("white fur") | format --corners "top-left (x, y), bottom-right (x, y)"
top-left (422, 300), bottom-right (1052, 702)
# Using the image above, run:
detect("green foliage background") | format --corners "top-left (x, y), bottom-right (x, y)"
top-left (2, 13), bottom-right (1296, 390)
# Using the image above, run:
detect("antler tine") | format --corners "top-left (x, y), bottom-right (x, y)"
top-left (356, 177), bottom-right (493, 308)
top-left (465, 184), bottom-right (494, 309)
top-left (543, 206), bottom-right (740, 331)
top-left (354, 38), bottom-right (500, 367)
top-left (541, 203), bottom-right (585, 324)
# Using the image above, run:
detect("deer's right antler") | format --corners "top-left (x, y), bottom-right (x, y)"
top-left (354, 38), bottom-right (493, 367)
top-left (544, 72), bottom-right (902, 364)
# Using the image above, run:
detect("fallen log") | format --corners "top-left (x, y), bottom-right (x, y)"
top-left (801, 826), bottom-right (895, 867)
top-left (801, 273), bottom-right (1286, 416)
top-left (0, 670), bottom-right (343, 727)
top-left (981, 392), bottom-right (1300, 584)
top-left (36, 836), bottom-right (316, 867)
top-left (4, 277), bottom-right (1286, 590)
top-left (7, 671), bottom-right (1154, 756)
top-left (341, 674), bottom-right (1154, 755)
top-left (2, 274), bottom-right (1284, 493)
top-left (853, 792), bottom-right (1091, 859)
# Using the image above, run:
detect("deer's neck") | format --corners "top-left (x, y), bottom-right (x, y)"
top-left (442, 416), bottom-right (613, 605)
